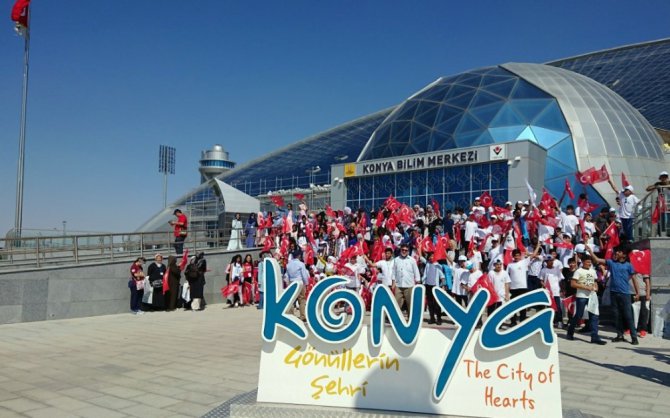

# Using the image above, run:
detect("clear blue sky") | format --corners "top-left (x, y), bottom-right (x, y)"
top-left (1, 0), bottom-right (668, 235)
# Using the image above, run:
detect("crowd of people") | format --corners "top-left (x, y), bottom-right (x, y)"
top-left (127, 172), bottom-right (667, 346)
top-left (128, 250), bottom-right (208, 314)
top-left (227, 171), bottom-right (667, 345)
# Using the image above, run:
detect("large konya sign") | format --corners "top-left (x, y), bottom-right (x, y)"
top-left (257, 259), bottom-right (562, 417)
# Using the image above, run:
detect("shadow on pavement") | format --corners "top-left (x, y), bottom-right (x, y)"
top-left (560, 351), bottom-right (670, 388)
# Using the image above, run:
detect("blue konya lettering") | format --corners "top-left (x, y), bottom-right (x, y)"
top-left (261, 259), bottom-right (555, 401)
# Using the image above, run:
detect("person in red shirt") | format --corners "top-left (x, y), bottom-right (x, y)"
top-left (169, 209), bottom-right (188, 255)
top-left (243, 254), bottom-right (254, 305)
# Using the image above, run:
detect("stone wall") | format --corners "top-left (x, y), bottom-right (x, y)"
top-left (0, 248), bottom-right (261, 325)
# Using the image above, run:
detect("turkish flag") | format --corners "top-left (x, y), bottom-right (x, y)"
top-left (270, 195), bottom-right (285, 207)
top-left (564, 179), bottom-right (575, 200)
top-left (603, 222), bottom-right (620, 259)
top-left (539, 216), bottom-right (559, 228)
top-left (479, 191), bottom-right (493, 208)
top-left (421, 237), bottom-right (435, 254)
top-left (179, 249), bottom-right (190, 271)
top-left (325, 204), bottom-right (336, 219)
top-left (162, 268), bottom-right (170, 294)
top-left (304, 245), bottom-right (315, 265)
top-left (385, 215), bottom-right (397, 232)
top-left (630, 250), bottom-right (652, 275)
top-left (305, 222), bottom-right (316, 245)
top-left (470, 275), bottom-right (499, 306)
top-left (384, 195), bottom-right (401, 211)
top-left (262, 237), bottom-right (274, 252)
top-left (545, 281), bottom-right (558, 312)
top-left (11, 0), bottom-right (30, 28)
top-left (434, 234), bottom-right (450, 261)
top-left (479, 234), bottom-right (491, 252)
top-left (375, 211), bottom-right (385, 228)
top-left (553, 241), bottom-right (574, 250)
top-left (621, 172), bottom-right (631, 188)
top-left (562, 295), bottom-right (576, 317)
top-left (652, 195), bottom-right (666, 225)
top-left (541, 189), bottom-right (556, 210)
top-left (371, 240), bottom-right (384, 262)
top-left (576, 167), bottom-right (597, 185)
top-left (593, 165), bottom-right (610, 183)
top-left (578, 199), bottom-right (599, 214)
top-left (279, 236), bottom-right (289, 256)
top-left (397, 204), bottom-right (415, 225)
top-left (294, 193), bottom-right (305, 201)
top-left (503, 249), bottom-right (513, 267)
top-left (492, 206), bottom-right (512, 218)
top-left (431, 199), bottom-right (440, 217)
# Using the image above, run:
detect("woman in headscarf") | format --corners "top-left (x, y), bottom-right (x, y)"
top-left (128, 257), bottom-right (146, 314)
top-left (187, 252), bottom-right (206, 311)
top-left (227, 213), bottom-right (244, 250)
top-left (143, 254), bottom-right (166, 310)
top-left (244, 213), bottom-right (258, 248)
top-left (166, 255), bottom-right (181, 311)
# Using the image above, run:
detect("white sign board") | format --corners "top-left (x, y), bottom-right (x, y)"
top-left (257, 258), bottom-right (562, 418)
top-left (259, 327), bottom-right (561, 417)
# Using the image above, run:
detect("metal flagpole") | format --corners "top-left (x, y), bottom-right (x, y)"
top-left (14, 11), bottom-right (31, 241)
top-left (163, 171), bottom-right (168, 209)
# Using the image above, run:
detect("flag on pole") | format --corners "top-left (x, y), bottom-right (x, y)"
top-left (11, 0), bottom-right (30, 35)
top-left (564, 179), bottom-right (575, 200)
top-left (621, 172), bottom-right (630, 188)
top-left (525, 179), bottom-right (537, 207)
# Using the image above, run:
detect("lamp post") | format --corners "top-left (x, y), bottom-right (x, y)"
top-left (62, 220), bottom-right (66, 236)
top-left (305, 166), bottom-right (321, 209)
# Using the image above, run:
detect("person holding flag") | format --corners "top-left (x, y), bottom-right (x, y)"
top-left (487, 258), bottom-right (511, 315)
top-left (540, 255), bottom-right (564, 328)
top-left (565, 255), bottom-right (608, 345)
top-left (587, 246), bottom-right (640, 345)
top-left (607, 177), bottom-right (639, 242)
top-left (646, 171), bottom-right (670, 236)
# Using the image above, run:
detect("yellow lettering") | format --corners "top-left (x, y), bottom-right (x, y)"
top-left (284, 345), bottom-right (302, 368)
top-left (310, 375), bottom-right (328, 399)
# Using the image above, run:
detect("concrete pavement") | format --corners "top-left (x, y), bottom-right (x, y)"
top-left (0, 305), bottom-right (668, 418)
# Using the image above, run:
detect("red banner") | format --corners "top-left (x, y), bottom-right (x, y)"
top-left (11, 0), bottom-right (30, 28)
top-left (479, 191), bottom-right (493, 208)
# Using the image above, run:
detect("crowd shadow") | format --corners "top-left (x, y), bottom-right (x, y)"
top-left (615, 346), bottom-right (670, 366)
top-left (560, 351), bottom-right (670, 388)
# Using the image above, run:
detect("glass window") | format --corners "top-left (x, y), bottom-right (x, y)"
top-left (396, 172), bottom-right (411, 197)
top-left (411, 171), bottom-right (427, 196)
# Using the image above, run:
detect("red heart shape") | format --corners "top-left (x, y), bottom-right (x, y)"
top-left (630, 250), bottom-right (651, 275)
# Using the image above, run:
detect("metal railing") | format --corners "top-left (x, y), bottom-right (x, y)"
top-left (633, 184), bottom-right (670, 240)
top-left (0, 228), bottom-right (248, 271)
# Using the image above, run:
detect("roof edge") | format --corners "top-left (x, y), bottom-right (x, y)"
top-left (546, 38), bottom-right (670, 66)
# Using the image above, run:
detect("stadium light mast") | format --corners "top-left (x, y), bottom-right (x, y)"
top-left (159, 145), bottom-right (176, 209)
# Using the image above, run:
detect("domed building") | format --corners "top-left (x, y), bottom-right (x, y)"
top-left (138, 39), bottom-right (669, 232)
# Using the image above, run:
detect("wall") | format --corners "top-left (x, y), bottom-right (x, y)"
top-left (0, 248), bottom-right (261, 325)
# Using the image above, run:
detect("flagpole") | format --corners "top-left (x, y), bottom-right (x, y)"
top-left (14, 17), bottom-right (30, 241)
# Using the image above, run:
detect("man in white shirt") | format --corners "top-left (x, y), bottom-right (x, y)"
top-left (373, 248), bottom-right (395, 288)
top-left (506, 243), bottom-right (540, 325)
top-left (488, 237), bottom-right (502, 269)
top-left (566, 257), bottom-right (607, 345)
top-left (393, 244), bottom-right (421, 315)
top-left (471, 198), bottom-right (486, 216)
top-left (487, 258), bottom-right (511, 315)
top-left (539, 255), bottom-right (564, 328)
top-left (422, 253), bottom-right (445, 324)
top-left (464, 215), bottom-right (479, 247)
top-left (561, 206), bottom-right (579, 239)
top-left (452, 255), bottom-right (470, 307)
top-left (608, 177), bottom-right (639, 242)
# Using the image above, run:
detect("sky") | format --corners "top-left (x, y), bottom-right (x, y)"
top-left (1, 0), bottom-right (669, 236)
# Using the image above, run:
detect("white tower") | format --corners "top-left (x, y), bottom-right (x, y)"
top-left (198, 144), bottom-right (235, 183)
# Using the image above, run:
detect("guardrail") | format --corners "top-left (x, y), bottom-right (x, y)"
top-left (0, 228), bottom-right (249, 270)
top-left (633, 184), bottom-right (670, 240)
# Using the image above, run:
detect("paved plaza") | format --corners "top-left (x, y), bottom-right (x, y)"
top-left (0, 305), bottom-right (668, 418)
